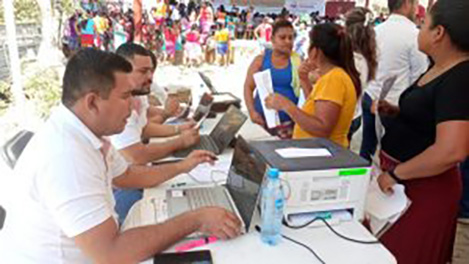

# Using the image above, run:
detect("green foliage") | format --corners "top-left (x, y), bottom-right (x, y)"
top-left (0, 80), bottom-right (12, 116)
top-left (0, 0), bottom-right (41, 24)
top-left (23, 68), bottom-right (61, 118)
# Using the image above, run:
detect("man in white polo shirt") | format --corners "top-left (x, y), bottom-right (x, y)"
top-left (111, 43), bottom-right (199, 165)
top-left (359, 0), bottom-right (429, 162)
top-left (110, 43), bottom-right (202, 224)
top-left (1, 49), bottom-right (241, 263)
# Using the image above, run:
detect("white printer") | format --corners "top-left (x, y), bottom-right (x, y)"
top-left (248, 138), bottom-right (371, 225)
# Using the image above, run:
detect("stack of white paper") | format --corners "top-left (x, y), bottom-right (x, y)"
top-left (253, 70), bottom-right (280, 129)
top-left (365, 178), bottom-right (411, 237)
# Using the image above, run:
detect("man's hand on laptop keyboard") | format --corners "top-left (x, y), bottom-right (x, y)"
top-left (196, 207), bottom-right (242, 240)
top-left (179, 120), bottom-right (197, 131)
top-left (179, 128), bottom-right (200, 148)
top-left (182, 150), bottom-right (218, 172)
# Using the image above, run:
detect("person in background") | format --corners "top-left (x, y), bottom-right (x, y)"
top-left (345, 7), bottom-right (378, 141)
top-left (164, 19), bottom-right (177, 63)
top-left (254, 17), bottom-right (273, 51)
top-left (293, 21), bottom-right (309, 60)
top-left (375, 1), bottom-right (469, 262)
top-left (244, 20), bottom-right (301, 139)
top-left (360, 0), bottom-right (428, 162)
top-left (185, 24), bottom-right (203, 67)
top-left (265, 23), bottom-right (360, 148)
top-left (198, 1), bottom-right (214, 39)
top-left (216, 5), bottom-right (227, 25)
top-left (155, 0), bottom-right (168, 27)
top-left (214, 22), bottom-right (230, 66)
top-left (80, 11), bottom-right (96, 48)
top-left (205, 29), bottom-right (217, 64)
top-left (1, 49), bottom-right (241, 263)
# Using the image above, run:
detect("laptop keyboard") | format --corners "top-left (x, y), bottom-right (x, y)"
top-left (186, 188), bottom-right (231, 211)
top-left (199, 137), bottom-right (218, 153)
top-left (187, 188), bottom-right (217, 209)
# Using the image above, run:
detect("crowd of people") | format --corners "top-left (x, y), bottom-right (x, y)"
top-left (2, 0), bottom-right (469, 264)
top-left (63, 0), bottom-right (368, 67)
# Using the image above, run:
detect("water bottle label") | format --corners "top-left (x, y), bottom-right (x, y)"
top-left (275, 199), bottom-right (284, 209)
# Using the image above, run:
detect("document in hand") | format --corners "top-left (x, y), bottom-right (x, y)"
top-left (375, 75), bottom-right (398, 146)
top-left (253, 70), bottom-right (280, 129)
top-left (365, 177), bottom-right (411, 238)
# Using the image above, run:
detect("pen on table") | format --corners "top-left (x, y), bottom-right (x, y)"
top-left (175, 236), bottom-right (218, 252)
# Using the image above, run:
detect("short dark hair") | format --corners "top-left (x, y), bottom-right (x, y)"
top-left (430, 0), bottom-right (469, 52)
top-left (272, 19), bottom-right (293, 37)
top-left (62, 48), bottom-right (132, 107)
top-left (388, 0), bottom-right (407, 13)
top-left (116, 43), bottom-right (151, 61)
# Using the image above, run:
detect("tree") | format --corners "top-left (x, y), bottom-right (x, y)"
top-left (0, 0), bottom-right (41, 24)
top-left (36, 0), bottom-right (75, 66)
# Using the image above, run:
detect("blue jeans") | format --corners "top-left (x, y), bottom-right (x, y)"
top-left (460, 158), bottom-right (469, 218)
top-left (113, 188), bottom-right (143, 225)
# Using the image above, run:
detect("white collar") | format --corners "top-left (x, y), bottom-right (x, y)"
top-left (56, 104), bottom-right (104, 150)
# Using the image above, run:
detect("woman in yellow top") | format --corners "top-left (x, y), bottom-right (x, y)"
top-left (266, 23), bottom-right (361, 148)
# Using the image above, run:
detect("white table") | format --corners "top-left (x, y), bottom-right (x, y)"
top-left (128, 115), bottom-right (396, 264)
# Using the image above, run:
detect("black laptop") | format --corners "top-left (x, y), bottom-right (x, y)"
top-left (173, 105), bottom-right (247, 157)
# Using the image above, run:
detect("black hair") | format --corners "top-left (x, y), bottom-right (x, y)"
top-left (116, 43), bottom-right (151, 61)
top-left (272, 19), bottom-right (293, 37)
top-left (388, 0), bottom-right (406, 12)
top-left (429, 0), bottom-right (469, 52)
top-left (62, 48), bottom-right (132, 107)
top-left (345, 7), bottom-right (377, 81)
top-left (309, 23), bottom-right (361, 97)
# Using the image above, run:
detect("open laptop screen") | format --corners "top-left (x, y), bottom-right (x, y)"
top-left (226, 137), bottom-right (266, 230)
top-left (210, 106), bottom-right (247, 151)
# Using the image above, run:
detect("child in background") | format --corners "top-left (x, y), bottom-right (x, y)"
top-left (205, 30), bottom-right (216, 64)
top-left (214, 22), bottom-right (230, 66)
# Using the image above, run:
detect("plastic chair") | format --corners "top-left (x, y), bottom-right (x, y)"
top-left (1, 130), bottom-right (34, 169)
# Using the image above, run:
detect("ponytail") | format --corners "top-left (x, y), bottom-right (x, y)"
top-left (309, 23), bottom-right (361, 98)
top-left (338, 29), bottom-right (362, 98)
top-left (345, 7), bottom-right (378, 82)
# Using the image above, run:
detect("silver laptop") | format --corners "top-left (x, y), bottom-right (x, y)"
top-left (173, 105), bottom-right (247, 158)
top-left (166, 136), bottom-right (267, 233)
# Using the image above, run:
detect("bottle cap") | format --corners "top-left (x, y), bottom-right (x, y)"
top-left (267, 168), bottom-right (279, 179)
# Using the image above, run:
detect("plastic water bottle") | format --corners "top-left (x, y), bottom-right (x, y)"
top-left (261, 168), bottom-right (285, 246)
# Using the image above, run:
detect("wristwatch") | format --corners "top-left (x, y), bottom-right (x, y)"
top-left (388, 168), bottom-right (403, 184)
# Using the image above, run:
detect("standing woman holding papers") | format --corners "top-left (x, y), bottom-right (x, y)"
top-left (243, 19), bottom-right (301, 139)
top-left (375, 1), bottom-right (469, 263)
top-left (265, 23), bottom-right (360, 148)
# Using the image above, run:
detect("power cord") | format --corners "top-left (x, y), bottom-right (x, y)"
top-left (283, 217), bottom-right (380, 245)
top-left (254, 225), bottom-right (326, 264)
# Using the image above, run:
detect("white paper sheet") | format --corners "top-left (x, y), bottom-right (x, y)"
top-left (187, 160), bottom-right (232, 183)
top-left (275, 147), bottom-right (332, 158)
top-left (365, 177), bottom-right (411, 236)
top-left (253, 70), bottom-right (280, 129)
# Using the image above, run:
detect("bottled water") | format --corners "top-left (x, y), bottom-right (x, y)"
top-left (261, 168), bottom-right (285, 246)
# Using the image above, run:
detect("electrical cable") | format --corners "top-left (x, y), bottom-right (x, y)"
top-left (283, 217), bottom-right (380, 245)
top-left (254, 225), bottom-right (326, 264)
